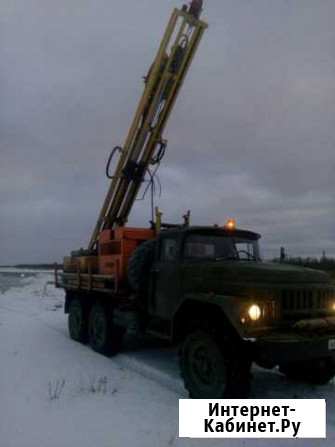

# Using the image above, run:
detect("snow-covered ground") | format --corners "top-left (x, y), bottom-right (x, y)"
top-left (0, 270), bottom-right (334, 447)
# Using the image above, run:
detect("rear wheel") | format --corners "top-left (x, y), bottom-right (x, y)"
top-left (179, 329), bottom-right (251, 398)
top-left (88, 303), bottom-right (124, 356)
top-left (68, 297), bottom-right (88, 343)
top-left (280, 357), bottom-right (335, 385)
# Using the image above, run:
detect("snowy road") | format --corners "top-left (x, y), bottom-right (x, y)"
top-left (0, 271), bottom-right (334, 447)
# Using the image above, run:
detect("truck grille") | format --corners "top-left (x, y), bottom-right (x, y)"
top-left (281, 288), bottom-right (335, 313)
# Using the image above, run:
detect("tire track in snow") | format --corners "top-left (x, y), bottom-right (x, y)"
top-left (0, 300), bottom-right (187, 396)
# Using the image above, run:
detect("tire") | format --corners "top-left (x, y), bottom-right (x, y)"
top-left (280, 357), bottom-right (335, 385)
top-left (179, 329), bottom-right (251, 399)
top-left (68, 297), bottom-right (88, 343)
top-left (88, 303), bottom-right (124, 356)
top-left (127, 239), bottom-right (156, 293)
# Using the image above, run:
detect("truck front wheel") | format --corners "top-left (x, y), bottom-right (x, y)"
top-left (179, 329), bottom-right (251, 399)
top-left (68, 297), bottom-right (88, 343)
top-left (88, 303), bottom-right (124, 356)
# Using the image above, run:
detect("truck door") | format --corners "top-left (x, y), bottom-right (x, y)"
top-left (150, 235), bottom-right (181, 320)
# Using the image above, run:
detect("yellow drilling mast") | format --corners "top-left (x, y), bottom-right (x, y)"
top-left (88, 1), bottom-right (208, 251)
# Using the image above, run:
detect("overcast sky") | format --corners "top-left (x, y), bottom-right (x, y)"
top-left (1, 0), bottom-right (334, 264)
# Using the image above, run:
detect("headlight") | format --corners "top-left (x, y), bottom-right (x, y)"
top-left (331, 301), bottom-right (335, 311)
top-left (240, 301), bottom-right (275, 326)
top-left (248, 304), bottom-right (262, 321)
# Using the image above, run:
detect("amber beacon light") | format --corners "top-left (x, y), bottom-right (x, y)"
top-left (225, 219), bottom-right (236, 230)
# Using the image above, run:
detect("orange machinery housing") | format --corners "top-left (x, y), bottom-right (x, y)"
top-left (62, 228), bottom-right (155, 289)
top-left (98, 227), bottom-right (155, 279)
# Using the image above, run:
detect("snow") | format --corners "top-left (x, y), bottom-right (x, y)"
top-left (0, 271), bottom-right (334, 447)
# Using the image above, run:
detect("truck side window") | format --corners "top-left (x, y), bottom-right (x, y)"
top-left (161, 238), bottom-right (178, 261)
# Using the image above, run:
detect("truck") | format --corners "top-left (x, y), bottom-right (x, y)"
top-left (55, 1), bottom-right (335, 398)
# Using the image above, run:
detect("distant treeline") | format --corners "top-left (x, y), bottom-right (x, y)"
top-left (273, 257), bottom-right (335, 279)
top-left (10, 264), bottom-right (63, 270)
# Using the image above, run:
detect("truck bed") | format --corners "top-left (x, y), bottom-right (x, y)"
top-left (55, 271), bottom-right (119, 295)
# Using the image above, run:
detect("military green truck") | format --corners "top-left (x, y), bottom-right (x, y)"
top-left (56, 224), bottom-right (335, 398)
top-left (55, 2), bottom-right (335, 398)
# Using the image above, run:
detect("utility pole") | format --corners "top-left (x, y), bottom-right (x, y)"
top-left (280, 246), bottom-right (286, 263)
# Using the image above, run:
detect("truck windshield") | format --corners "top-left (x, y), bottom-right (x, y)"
top-left (184, 234), bottom-right (260, 261)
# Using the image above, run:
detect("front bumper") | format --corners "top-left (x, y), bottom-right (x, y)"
top-left (255, 331), bottom-right (335, 365)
